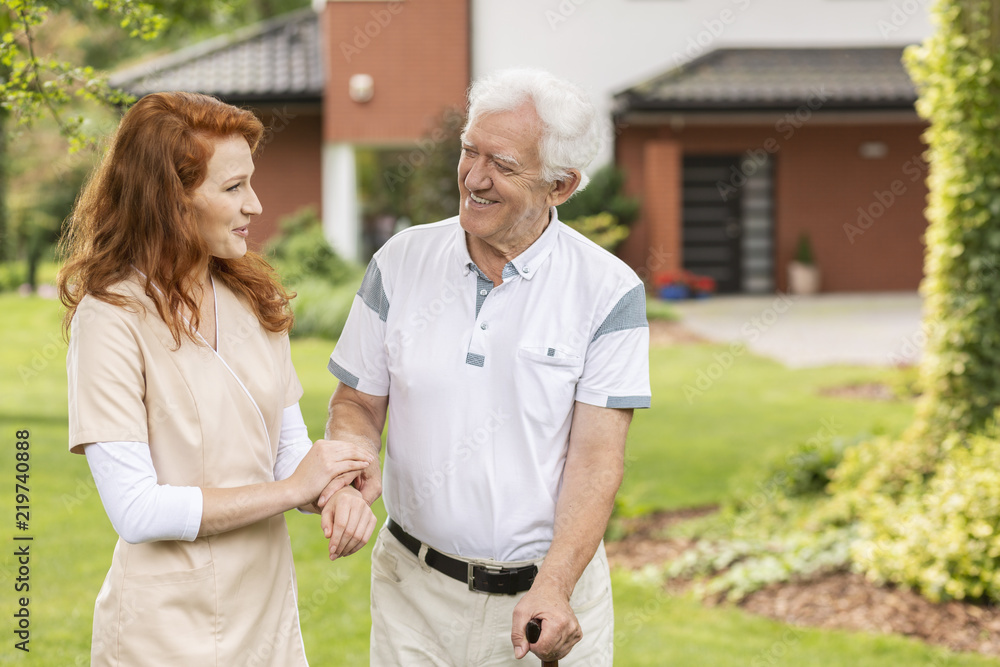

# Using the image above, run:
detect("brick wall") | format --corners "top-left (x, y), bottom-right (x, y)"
top-left (322, 0), bottom-right (470, 143)
top-left (248, 109), bottom-right (323, 249)
top-left (618, 120), bottom-right (929, 292)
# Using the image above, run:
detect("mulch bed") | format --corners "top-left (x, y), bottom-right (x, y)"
top-left (606, 509), bottom-right (1000, 659)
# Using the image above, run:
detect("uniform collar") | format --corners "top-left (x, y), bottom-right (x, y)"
top-left (459, 207), bottom-right (561, 281)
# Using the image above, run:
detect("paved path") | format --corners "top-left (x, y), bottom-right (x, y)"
top-left (669, 292), bottom-right (925, 368)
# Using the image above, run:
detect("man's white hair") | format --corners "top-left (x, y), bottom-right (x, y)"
top-left (464, 68), bottom-right (601, 191)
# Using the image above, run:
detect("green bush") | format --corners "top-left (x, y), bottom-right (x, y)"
top-left (563, 212), bottom-right (630, 252)
top-left (557, 164), bottom-right (640, 226)
top-left (288, 276), bottom-right (362, 340)
top-left (0, 262), bottom-right (25, 292)
top-left (851, 433), bottom-right (1000, 602)
top-left (265, 208), bottom-right (356, 287)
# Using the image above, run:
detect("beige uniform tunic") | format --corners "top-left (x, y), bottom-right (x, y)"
top-left (67, 275), bottom-right (308, 666)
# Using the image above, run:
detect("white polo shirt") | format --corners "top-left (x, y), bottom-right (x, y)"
top-left (329, 209), bottom-right (650, 561)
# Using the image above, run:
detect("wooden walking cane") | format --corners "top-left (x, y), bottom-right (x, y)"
top-left (525, 618), bottom-right (558, 667)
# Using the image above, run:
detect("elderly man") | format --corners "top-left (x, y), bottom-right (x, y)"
top-left (322, 68), bottom-right (650, 665)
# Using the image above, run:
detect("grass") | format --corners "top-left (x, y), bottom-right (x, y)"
top-left (1, 293), bottom-right (996, 665)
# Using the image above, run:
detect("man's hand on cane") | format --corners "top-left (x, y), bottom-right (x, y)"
top-left (511, 583), bottom-right (581, 662)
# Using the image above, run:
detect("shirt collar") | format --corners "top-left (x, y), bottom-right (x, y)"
top-left (458, 206), bottom-right (561, 281)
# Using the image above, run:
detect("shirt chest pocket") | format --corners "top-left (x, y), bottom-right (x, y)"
top-left (515, 347), bottom-right (584, 427)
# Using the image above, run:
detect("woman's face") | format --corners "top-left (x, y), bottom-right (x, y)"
top-left (190, 135), bottom-right (262, 260)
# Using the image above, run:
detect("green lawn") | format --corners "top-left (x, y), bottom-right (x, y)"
top-left (1, 293), bottom-right (995, 666)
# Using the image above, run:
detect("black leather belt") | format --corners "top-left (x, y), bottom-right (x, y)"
top-left (386, 519), bottom-right (537, 595)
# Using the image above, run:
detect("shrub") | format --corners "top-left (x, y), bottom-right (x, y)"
top-left (851, 433), bottom-right (1000, 602)
top-left (563, 212), bottom-right (629, 252)
top-left (557, 164), bottom-right (640, 226)
top-left (264, 207), bottom-right (355, 287)
top-left (287, 276), bottom-right (362, 340)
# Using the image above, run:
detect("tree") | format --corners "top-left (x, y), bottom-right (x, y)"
top-left (0, 0), bottom-right (309, 284)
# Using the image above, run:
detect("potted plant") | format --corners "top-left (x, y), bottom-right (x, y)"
top-left (788, 233), bottom-right (820, 295)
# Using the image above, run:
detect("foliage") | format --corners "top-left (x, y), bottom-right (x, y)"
top-left (906, 0), bottom-right (1000, 440)
top-left (668, 525), bottom-right (855, 602)
top-left (0, 0), bottom-right (310, 149)
top-left (0, 1), bottom-right (154, 150)
top-left (264, 207), bottom-right (362, 338)
top-left (358, 106), bottom-right (465, 230)
top-left (556, 164), bottom-right (640, 226)
top-left (405, 106), bottom-right (465, 225)
top-left (794, 232), bottom-right (815, 265)
top-left (264, 207), bottom-right (356, 288)
top-left (848, 432), bottom-right (1000, 602)
top-left (563, 211), bottom-right (629, 252)
top-left (285, 276), bottom-right (361, 340)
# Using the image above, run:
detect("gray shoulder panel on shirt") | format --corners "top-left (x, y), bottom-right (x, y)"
top-left (592, 283), bottom-right (648, 342)
top-left (357, 258), bottom-right (390, 322)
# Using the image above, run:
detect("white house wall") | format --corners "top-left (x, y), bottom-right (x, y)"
top-left (471, 0), bottom-right (932, 169)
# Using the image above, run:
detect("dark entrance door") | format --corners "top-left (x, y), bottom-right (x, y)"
top-left (682, 155), bottom-right (744, 293)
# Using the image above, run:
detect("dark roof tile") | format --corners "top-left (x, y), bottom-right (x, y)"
top-left (617, 47), bottom-right (917, 112)
top-left (110, 8), bottom-right (323, 103)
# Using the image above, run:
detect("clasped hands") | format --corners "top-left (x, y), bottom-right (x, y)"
top-left (288, 439), bottom-right (381, 561)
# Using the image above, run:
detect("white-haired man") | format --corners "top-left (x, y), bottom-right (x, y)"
top-left (322, 68), bottom-right (650, 665)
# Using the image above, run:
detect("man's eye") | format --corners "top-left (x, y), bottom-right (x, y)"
top-left (495, 163), bottom-right (513, 173)
top-left (463, 148), bottom-right (478, 157)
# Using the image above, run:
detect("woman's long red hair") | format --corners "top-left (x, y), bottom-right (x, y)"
top-left (58, 91), bottom-right (293, 345)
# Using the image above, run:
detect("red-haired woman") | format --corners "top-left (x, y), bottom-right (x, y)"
top-left (59, 92), bottom-right (376, 666)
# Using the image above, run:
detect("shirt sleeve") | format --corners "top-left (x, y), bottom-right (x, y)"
top-left (85, 441), bottom-right (203, 543)
top-left (328, 257), bottom-right (391, 396)
top-left (274, 403), bottom-right (312, 482)
top-left (67, 297), bottom-right (149, 454)
top-left (575, 283), bottom-right (652, 409)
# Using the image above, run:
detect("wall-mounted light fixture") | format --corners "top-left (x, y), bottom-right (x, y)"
top-left (859, 141), bottom-right (888, 159)
top-left (349, 73), bottom-right (374, 103)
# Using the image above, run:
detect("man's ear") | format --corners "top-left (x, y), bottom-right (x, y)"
top-left (546, 169), bottom-right (582, 207)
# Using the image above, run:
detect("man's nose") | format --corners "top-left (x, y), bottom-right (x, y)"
top-left (464, 158), bottom-right (491, 192)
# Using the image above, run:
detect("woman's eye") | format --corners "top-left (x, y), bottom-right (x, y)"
top-left (227, 183), bottom-right (241, 192)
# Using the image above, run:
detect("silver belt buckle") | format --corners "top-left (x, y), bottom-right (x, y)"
top-left (467, 562), bottom-right (503, 593)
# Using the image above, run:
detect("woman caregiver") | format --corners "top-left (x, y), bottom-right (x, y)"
top-left (59, 91), bottom-right (376, 666)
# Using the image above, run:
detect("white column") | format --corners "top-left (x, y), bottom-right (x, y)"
top-left (322, 142), bottom-right (361, 263)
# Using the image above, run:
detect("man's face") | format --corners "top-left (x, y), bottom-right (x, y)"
top-left (457, 103), bottom-right (557, 251)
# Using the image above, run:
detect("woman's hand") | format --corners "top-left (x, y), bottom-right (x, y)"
top-left (320, 486), bottom-right (377, 560)
top-left (287, 439), bottom-right (374, 509)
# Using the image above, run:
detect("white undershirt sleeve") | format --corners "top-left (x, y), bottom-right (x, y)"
top-left (85, 441), bottom-right (203, 544)
top-left (85, 403), bottom-right (315, 543)
top-left (274, 402), bottom-right (314, 482)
